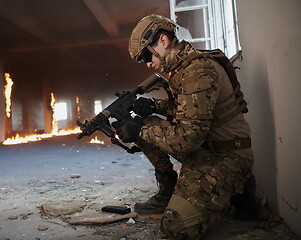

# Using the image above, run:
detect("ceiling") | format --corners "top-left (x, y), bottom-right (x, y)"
top-left (0, 0), bottom-right (170, 97)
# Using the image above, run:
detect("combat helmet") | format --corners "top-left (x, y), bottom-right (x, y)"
top-left (129, 14), bottom-right (177, 63)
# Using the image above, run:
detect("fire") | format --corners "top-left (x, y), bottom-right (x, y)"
top-left (50, 92), bottom-right (58, 134)
top-left (76, 96), bottom-right (80, 118)
top-left (2, 92), bottom-right (81, 145)
top-left (3, 133), bottom-right (52, 145)
top-left (89, 136), bottom-right (104, 144)
top-left (52, 128), bottom-right (81, 136)
top-left (4, 73), bottom-right (13, 118)
top-left (2, 129), bottom-right (82, 145)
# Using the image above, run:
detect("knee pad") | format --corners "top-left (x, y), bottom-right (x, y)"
top-left (161, 194), bottom-right (209, 240)
top-left (161, 208), bottom-right (191, 240)
top-left (161, 207), bottom-right (218, 240)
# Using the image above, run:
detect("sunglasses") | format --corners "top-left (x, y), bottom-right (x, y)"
top-left (139, 48), bottom-right (153, 63)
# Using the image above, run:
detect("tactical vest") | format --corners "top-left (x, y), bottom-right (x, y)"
top-left (178, 49), bottom-right (248, 129)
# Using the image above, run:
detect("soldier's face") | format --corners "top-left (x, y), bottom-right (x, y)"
top-left (146, 55), bottom-right (162, 70)
top-left (146, 39), bottom-right (167, 70)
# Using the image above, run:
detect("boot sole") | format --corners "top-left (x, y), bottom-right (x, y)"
top-left (134, 205), bottom-right (166, 215)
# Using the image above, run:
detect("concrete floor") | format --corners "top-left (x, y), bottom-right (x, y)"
top-left (0, 134), bottom-right (299, 240)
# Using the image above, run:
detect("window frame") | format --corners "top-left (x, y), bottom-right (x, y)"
top-left (170, 0), bottom-right (241, 58)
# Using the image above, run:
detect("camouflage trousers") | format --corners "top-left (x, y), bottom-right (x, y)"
top-left (137, 116), bottom-right (254, 239)
top-left (138, 141), bottom-right (253, 239)
top-left (137, 116), bottom-right (174, 172)
top-left (160, 147), bottom-right (254, 239)
top-left (137, 140), bottom-right (173, 172)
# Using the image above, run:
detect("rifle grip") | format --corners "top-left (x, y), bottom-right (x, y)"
top-left (101, 123), bottom-right (115, 138)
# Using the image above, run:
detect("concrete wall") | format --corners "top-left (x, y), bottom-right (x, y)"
top-left (236, 0), bottom-right (301, 236)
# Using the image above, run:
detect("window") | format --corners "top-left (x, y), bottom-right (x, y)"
top-left (170, 0), bottom-right (241, 58)
top-left (94, 100), bottom-right (102, 115)
top-left (54, 102), bottom-right (67, 121)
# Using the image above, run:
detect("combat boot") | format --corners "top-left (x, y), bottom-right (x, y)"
top-left (134, 169), bottom-right (178, 214)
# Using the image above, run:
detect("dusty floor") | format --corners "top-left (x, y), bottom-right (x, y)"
top-left (0, 134), bottom-right (300, 240)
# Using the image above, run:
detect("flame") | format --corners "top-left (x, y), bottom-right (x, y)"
top-left (50, 92), bottom-right (58, 134)
top-left (3, 133), bottom-right (52, 145)
top-left (89, 136), bottom-right (104, 144)
top-left (4, 73), bottom-right (13, 118)
top-left (2, 92), bottom-right (81, 145)
top-left (76, 96), bottom-right (80, 118)
top-left (2, 128), bottom-right (82, 145)
top-left (52, 128), bottom-right (81, 136)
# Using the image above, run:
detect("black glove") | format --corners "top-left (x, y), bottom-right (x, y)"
top-left (113, 117), bottom-right (143, 143)
top-left (132, 97), bottom-right (156, 117)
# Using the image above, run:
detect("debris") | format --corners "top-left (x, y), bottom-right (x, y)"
top-left (93, 181), bottom-right (106, 185)
top-left (139, 189), bottom-right (149, 193)
top-left (0, 237), bottom-right (9, 240)
top-left (258, 216), bottom-right (283, 229)
top-left (47, 220), bottom-right (69, 227)
top-left (38, 225), bottom-right (49, 231)
top-left (134, 187), bottom-right (150, 193)
top-left (149, 214), bottom-right (162, 222)
top-left (8, 212), bottom-right (33, 220)
top-left (77, 235), bottom-right (87, 238)
top-left (67, 211), bottom-right (137, 225)
top-left (127, 218), bottom-right (135, 224)
top-left (70, 174), bottom-right (81, 179)
top-left (119, 223), bottom-right (127, 229)
top-left (8, 216), bottom-right (18, 220)
top-left (19, 213), bottom-right (33, 220)
top-left (41, 201), bottom-right (86, 217)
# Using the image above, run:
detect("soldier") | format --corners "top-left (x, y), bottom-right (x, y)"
top-left (114, 14), bottom-right (257, 239)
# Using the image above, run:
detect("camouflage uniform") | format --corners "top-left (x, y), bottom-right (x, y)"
top-left (139, 40), bottom-right (254, 239)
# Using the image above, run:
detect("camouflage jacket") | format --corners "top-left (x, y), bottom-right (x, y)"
top-left (139, 41), bottom-right (250, 156)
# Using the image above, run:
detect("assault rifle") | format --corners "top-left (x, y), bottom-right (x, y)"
top-left (76, 73), bottom-right (171, 154)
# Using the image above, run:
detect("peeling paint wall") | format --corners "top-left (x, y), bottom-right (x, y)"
top-left (236, 0), bottom-right (301, 236)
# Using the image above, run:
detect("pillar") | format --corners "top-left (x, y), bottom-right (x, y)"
top-left (0, 57), bottom-right (5, 142)
top-left (0, 59), bottom-right (13, 140)
top-left (43, 85), bottom-right (52, 133)
top-left (71, 95), bottom-right (80, 128)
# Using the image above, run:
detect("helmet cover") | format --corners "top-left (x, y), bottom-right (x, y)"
top-left (129, 14), bottom-right (177, 62)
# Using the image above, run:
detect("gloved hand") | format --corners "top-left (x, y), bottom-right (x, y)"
top-left (112, 117), bottom-right (143, 143)
top-left (132, 97), bottom-right (156, 117)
